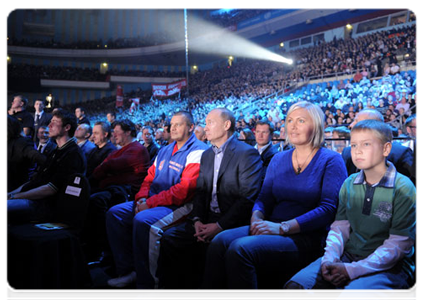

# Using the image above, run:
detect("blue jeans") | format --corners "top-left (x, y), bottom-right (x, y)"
top-left (106, 201), bottom-right (192, 289)
top-left (202, 225), bottom-right (322, 289)
top-left (286, 255), bottom-right (411, 289)
top-left (8, 199), bottom-right (49, 224)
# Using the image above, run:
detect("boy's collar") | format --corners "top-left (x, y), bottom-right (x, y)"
top-left (353, 161), bottom-right (396, 188)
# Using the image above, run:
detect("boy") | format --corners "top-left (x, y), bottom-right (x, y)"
top-left (285, 119), bottom-right (416, 289)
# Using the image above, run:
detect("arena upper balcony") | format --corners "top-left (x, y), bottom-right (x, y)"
top-left (7, 9), bottom-right (407, 67)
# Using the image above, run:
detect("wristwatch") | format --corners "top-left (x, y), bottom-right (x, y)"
top-left (280, 222), bottom-right (291, 235)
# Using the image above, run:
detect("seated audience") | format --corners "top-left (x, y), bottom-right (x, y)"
top-left (201, 101), bottom-right (347, 288)
top-left (74, 124), bottom-right (96, 159)
top-left (86, 121), bottom-right (117, 178)
top-left (342, 109), bottom-right (415, 185)
top-left (75, 106), bottom-right (90, 125)
top-left (254, 120), bottom-right (279, 181)
top-left (159, 108), bottom-right (263, 289)
top-left (239, 128), bottom-right (256, 146)
top-left (106, 111), bottom-right (208, 288)
top-left (285, 120), bottom-right (415, 289)
top-left (154, 128), bottom-right (168, 146)
top-left (8, 95), bottom-right (34, 138)
top-left (8, 109), bottom-right (86, 223)
top-left (194, 124), bottom-right (207, 143)
top-left (33, 99), bottom-right (52, 143)
top-left (8, 115), bottom-right (47, 192)
top-left (35, 125), bottom-right (57, 157)
top-left (275, 124), bottom-right (292, 152)
top-left (332, 126), bottom-right (351, 154)
top-left (83, 119), bottom-right (150, 262)
top-left (139, 126), bottom-right (160, 166)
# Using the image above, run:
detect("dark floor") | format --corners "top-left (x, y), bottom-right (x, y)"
top-left (71, 266), bottom-right (138, 300)
top-left (72, 266), bottom-right (420, 300)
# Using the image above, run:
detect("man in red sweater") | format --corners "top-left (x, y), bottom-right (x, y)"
top-left (82, 119), bottom-right (150, 262)
top-left (105, 111), bottom-right (208, 288)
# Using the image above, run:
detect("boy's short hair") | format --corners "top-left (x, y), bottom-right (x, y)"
top-left (351, 119), bottom-right (393, 144)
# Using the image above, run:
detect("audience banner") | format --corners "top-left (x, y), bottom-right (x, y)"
top-left (152, 79), bottom-right (186, 97)
top-left (116, 85), bottom-right (124, 108)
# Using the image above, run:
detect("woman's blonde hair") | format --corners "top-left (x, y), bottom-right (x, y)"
top-left (285, 101), bottom-right (325, 148)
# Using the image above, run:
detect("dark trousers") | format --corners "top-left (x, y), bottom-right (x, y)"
top-left (81, 184), bottom-right (132, 257)
top-left (159, 220), bottom-right (208, 289)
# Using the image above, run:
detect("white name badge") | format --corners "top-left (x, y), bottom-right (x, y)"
top-left (65, 185), bottom-right (82, 197)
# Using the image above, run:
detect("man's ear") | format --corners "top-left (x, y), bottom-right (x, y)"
top-left (189, 123), bottom-right (195, 133)
top-left (64, 123), bottom-right (71, 133)
top-left (224, 120), bottom-right (231, 131)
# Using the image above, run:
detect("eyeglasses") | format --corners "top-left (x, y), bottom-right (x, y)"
top-left (408, 126), bottom-right (416, 129)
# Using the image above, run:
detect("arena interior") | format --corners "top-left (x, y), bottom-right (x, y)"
top-left (6, 8), bottom-right (417, 294)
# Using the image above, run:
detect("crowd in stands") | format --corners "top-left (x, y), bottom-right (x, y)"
top-left (7, 100), bottom-right (416, 290)
top-left (288, 24), bottom-right (416, 81)
top-left (7, 19), bottom-right (417, 290)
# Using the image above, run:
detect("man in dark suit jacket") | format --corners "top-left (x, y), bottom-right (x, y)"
top-left (342, 109), bottom-right (415, 185)
top-left (159, 108), bottom-right (263, 289)
top-left (35, 126), bottom-right (57, 157)
top-left (86, 121), bottom-right (117, 179)
top-left (75, 106), bottom-right (90, 125)
top-left (254, 120), bottom-right (279, 182)
top-left (33, 99), bottom-right (52, 143)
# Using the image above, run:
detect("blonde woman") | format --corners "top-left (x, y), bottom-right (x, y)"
top-left (202, 101), bottom-right (348, 288)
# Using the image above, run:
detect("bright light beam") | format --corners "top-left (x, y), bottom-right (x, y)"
top-left (187, 15), bottom-right (293, 65)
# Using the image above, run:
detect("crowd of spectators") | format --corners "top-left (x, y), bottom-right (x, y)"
top-left (9, 22), bottom-right (412, 155)
top-left (7, 19), bottom-right (417, 291)
top-left (287, 24), bottom-right (416, 81)
top-left (10, 24), bottom-right (416, 145)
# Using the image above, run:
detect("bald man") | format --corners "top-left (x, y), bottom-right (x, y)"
top-left (342, 109), bottom-right (415, 185)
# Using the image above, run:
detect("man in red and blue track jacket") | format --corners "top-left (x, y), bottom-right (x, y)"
top-left (106, 111), bottom-right (209, 289)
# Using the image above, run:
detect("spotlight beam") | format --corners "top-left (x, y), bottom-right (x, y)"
top-left (187, 16), bottom-right (293, 65)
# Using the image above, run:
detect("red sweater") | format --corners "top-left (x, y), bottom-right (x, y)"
top-left (92, 141), bottom-right (149, 191)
